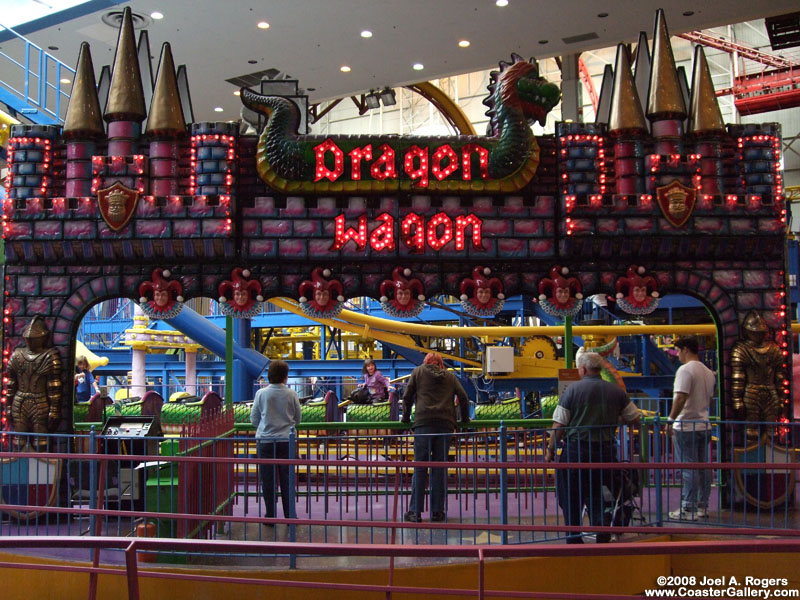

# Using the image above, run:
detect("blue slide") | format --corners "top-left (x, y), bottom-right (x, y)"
top-left (165, 305), bottom-right (269, 381)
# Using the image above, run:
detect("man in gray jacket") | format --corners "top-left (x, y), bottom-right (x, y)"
top-left (402, 352), bottom-right (470, 523)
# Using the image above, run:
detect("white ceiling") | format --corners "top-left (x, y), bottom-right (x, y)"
top-left (4, 0), bottom-right (800, 122)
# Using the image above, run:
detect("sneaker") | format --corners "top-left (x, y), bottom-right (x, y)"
top-left (404, 511), bottom-right (421, 523)
top-left (431, 512), bottom-right (446, 522)
top-left (668, 508), bottom-right (698, 521)
top-left (696, 508), bottom-right (709, 519)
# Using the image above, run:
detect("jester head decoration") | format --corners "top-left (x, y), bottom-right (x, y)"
top-left (299, 268), bottom-right (344, 316)
top-left (537, 265), bottom-right (583, 318)
top-left (218, 268), bottom-right (263, 316)
top-left (615, 265), bottom-right (659, 315)
top-left (380, 267), bottom-right (425, 317)
top-left (138, 268), bottom-right (184, 318)
top-left (459, 266), bottom-right (505, 317)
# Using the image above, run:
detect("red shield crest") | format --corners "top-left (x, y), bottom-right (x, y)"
top-left (656, 179), bottom-right (696, 228)
top-left (97, 181), bottom-right (139, 231)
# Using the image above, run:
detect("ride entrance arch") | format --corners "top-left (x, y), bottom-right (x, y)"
top-left (1, 8), bottom-right (791, 436)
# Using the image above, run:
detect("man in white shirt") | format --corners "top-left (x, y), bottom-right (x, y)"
top-left (667, 337), bottom-right (716, 521)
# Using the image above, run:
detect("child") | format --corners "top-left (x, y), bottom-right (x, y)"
top-left (74, 355), bottom-right (100, 403)
top-left (354, 358), bottom-right (390, 403)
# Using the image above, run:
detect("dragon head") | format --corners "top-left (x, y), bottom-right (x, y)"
top-left (485, 54), bottom-right (561, 132)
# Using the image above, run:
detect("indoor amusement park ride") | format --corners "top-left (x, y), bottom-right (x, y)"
top-left (0, 8), bottom-right (792, 453)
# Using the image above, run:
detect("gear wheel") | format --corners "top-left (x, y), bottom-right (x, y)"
top-left (519, 336), bottom-right (558, 360)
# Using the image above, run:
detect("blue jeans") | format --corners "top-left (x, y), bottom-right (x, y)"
top-left (257, 440), bottom-right (295, 519)
top-left (409, 424), bottom-right (451, 516)
top-left (672, 428), bottom-right (711, 510)
top-left (556, 440), bottom-right (615, 544)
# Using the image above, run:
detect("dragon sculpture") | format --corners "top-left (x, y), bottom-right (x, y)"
top-left (240, 54), bottom-right (560, 194)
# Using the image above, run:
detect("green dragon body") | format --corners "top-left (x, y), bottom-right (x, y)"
top-left (241, 54), bottom-right (559, 195)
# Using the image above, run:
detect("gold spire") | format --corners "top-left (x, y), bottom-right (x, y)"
top-left (63, 42), bottom-right (104, 138)
top-left (145, 43), bottom-right (186, 137)
top-left (689, 45), bottom-right (725, 135)
top-left (608, 44), bottom-right (648, 136)
top-left (646, 9), bottom-right (686, 120)
top-left (104, 6), bottom-right (146, 122)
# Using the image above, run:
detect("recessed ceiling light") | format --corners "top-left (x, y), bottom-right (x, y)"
top-left (538, 40), bottom-right (549, 44)
top-left (257, 21), bottom-right (270, 29)
top-left (60, 78), bottom-right (71, 84)
top-left (496, 0), bottom-right (509, 6)
top-left (233, 90), bottom-right (240, 96)
top-left (340, 65), bottom-right (351, 72)
top-left (150, 11), bottom-right (163, 20)
top-left (214, 107), bottom-right (223, 112)
top-left (361, 30), bottom-right (372, 38)
top-left (413, 63), bottom-right (424, 71)
top-left (597, 12), bottom-right (608, 18)
top-left (682, 10), bottom-right (694, 16)
top-left (458, 40), bottom-right (470, 48)
top-left (48, 45), bottom-right (58, 51)
top-left (248, 59), bottom-right (258, 64)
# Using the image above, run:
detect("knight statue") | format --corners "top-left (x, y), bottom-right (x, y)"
top-left (7, 315), bottom-right (63, 450)
top-left (730, 311), bottom-right (785, 441)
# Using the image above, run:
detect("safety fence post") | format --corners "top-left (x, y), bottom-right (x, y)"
top-left (499, 422), bottom-right (508, 545)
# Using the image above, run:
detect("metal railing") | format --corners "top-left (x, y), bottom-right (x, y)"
top-left (0, 23), bottom-right (74, 124)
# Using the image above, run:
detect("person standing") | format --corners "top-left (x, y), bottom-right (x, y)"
top-left (74, 355), bottom-right (100, 403)
top-left (545, 351), bottom-right (640, 543)
top-left (401, 352), bottom-right (470, 523)
top-left (667, 336), bottom-right (716, 521)
top-left (250, 360), bottom-right (302, 522)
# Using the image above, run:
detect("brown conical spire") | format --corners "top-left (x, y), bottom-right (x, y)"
top-left (145, 43), bottom-right (186, 137)
top-left (689, 45), bottom-right (725, 135)
top-left (646, 9), bottom-right (686, 121)
top-left (104, 6), bottom-right (146, 122)
top-left (63, 42), bottom-right (104, 138)
top-left (608, 44), bottom-right (648, 136)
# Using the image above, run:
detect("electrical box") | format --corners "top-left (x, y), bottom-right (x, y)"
top-left (485, 346), bottom-right (514, 374)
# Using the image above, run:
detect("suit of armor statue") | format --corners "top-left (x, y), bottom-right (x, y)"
top-left (7, 315), bottom-right (63, 450)
top-left (730, 311), bottom-right (784, 440)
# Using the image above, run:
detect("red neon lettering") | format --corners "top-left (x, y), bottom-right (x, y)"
top-left (432, 144), bottom-right (458, 181)
top-left (404, 145), bottom-right (429, 188)
top-left (369, 212), bottom-right (395, 252)
top-left (401, 212), bottom-right (425, 253)
top-left (461, 144), bottom-right (490, 180)
top-left (427, 212), bottom-right (453, 251)
top-left (348, 144), bottom-right (373, 181)
top-left (455, 214), bottom-right (484, 250)
top-left (330, 214), bottom-right (368, 250)
top-left (314, 139), bottom-right (344, 182)
top-left (371, 144), bottom-right (397, 180)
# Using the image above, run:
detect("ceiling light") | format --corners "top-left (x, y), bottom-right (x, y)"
top-left (538, 39), bottom-right (549, 45)
top-left (361, 30), bottom-right (372, 38)
top-left (380, 88), bottom-right (396, 107)
top-left (364, 91), bottom-right (381, 110)
top-left (413, 63), bottom-right (424, 71)
top-left (597, 12), bottom-right (608, 18)
top-left (458, 40), bottom-right (470, 48)
top-left (60, 78), bottom-right (71, 84)
top-left (150, 11), bottom-right (163, 20)
top-left (233, 90), bottom-right (240, 96)
top-left (257, 21), bottom-right (270, 29)
top-left (496, 0), bottom-right (508, 6)
top-left (340, 65), bottom-right (351, 72)
top-left (682, 10), bottom-right (694, 16)
top-left (214, 107), bottom-right (223, 112)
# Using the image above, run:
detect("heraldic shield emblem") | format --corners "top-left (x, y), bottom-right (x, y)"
top-left (733, 437), bottom-right (796, 509)
top-left (656, 179), bottom-right (696, 228)
top-left (0, 452), bottom-right (62, 520)
top-left (97, 181), bottom-right (139, 231)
